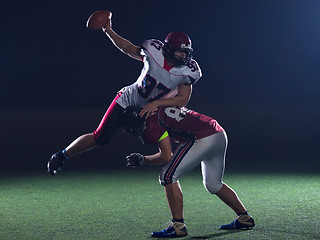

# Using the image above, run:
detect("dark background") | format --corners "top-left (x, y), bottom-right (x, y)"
top-left (1, 0), bottom-right (319, 172)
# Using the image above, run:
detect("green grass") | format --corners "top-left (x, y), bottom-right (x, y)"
top-left (0, 168), bottom-right (319, 240)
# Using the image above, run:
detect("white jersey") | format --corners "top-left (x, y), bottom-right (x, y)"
top-left (116, 39), bottom-right (202, 108)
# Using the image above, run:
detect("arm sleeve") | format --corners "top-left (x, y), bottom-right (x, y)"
top-left (142, 115), bottom-right (166, 145)
top-left (158, 131), bottom-right (169, 142)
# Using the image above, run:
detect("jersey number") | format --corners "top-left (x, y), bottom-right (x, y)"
top-left (151, 40), bottom-right (162, 51)
top-left (138, 74), bottom-right (170, 102)
top-left (164, 107), bottom-right (190, 122)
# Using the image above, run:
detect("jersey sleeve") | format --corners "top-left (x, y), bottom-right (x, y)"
top-left (142, 114), bottom-right (166, 145)
top-left (141, 39), bottom-right (152, 51)
top-left (141, 39), bottom-right (164, 58)
top-left (184, 59), bottom-right (202, 85)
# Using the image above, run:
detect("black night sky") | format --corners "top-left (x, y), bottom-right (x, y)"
top-left (1, 0), bottom-right (319, 172)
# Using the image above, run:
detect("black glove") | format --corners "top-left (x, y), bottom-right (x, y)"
top-left (47, 151), bottom-right (65, 175)
top-left (126, 153), bottom-right (145, 168)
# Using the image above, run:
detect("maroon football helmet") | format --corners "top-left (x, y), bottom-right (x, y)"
top-left (163, 32), bottom-right (193, 66)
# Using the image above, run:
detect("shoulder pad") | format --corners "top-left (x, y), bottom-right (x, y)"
top-left (141, 39), bottom-right (164, 65)
top-left (184, 59), bottom-right (202, 84)
top-left (142, 39), bottom-right (164, 51)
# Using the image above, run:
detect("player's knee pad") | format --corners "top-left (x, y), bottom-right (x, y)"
top-left (159, 178), bottom-right (166, 186)
top-left (159, 173), bottom-right (179, 186)
top-left (159, 178), bottom-right (178, 186)
top-left (159, 175), bottom-right (169, 186)
top-left (203, 181), bottom-right (223, 194)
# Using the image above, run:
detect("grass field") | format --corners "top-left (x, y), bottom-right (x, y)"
top-left (0, 167), bottom-right (319, 240)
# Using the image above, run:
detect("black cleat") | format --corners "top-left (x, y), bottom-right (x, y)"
top-left (47, 151), bottom-right (65, 175)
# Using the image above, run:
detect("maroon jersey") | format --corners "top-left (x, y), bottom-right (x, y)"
top-left (142, 107), bottom-right (224, 145)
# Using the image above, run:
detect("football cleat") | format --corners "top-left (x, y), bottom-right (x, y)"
top-left (151, 221), bottom-right (188, 238)
top-left (47, 151), bottom-right (66, 175)
top-left (220, 214), bottom-right (255, 230)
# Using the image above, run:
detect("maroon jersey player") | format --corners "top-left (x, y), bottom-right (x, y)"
top-left (120, 106), bottom-right (255, 237)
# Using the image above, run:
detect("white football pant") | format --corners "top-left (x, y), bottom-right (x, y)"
top-left (159, 131), bottom-right (227, 194)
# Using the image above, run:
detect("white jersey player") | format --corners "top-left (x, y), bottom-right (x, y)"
top-left (48, 13), bottom-right (201, 175)
top-left (116, 39), bottom-right (201, 109)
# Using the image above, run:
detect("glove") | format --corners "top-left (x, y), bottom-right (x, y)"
top-left (126, 153), bottom-right (145, 168)
top-left (47, 151), bottom-right (65, 175)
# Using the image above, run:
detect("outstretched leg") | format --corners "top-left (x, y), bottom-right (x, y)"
top-left (65, 133), bottom-right (98, 157)
top-left (47, 93), bottom-right (123, 175)
top-left (200, 132), bottom-right (255, 230)
top-left (215, 183), bottom-right (246, 215)
top-left (215, 182), bottom-right (255, 230)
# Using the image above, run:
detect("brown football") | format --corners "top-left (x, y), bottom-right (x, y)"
top-left (86, 10), bottom-right (112, 30)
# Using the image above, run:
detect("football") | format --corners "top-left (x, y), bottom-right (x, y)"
top-left (86, 10), bottom-right (112, 30)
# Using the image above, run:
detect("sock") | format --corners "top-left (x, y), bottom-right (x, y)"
top-left (172, 218), bottom-right (184, 223)
top-left (61, 149), bottom-right (69, 160)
